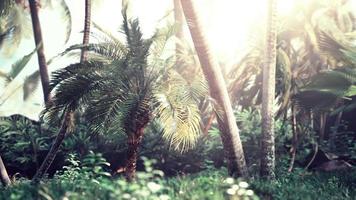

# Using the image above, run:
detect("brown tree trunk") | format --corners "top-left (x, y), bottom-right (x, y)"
top-left (80, 0), bottom-right (91, 63)
top-left (202, 112), bottom-right (216, 136)
top-left (33, 111), bottom-right (73, 181)
top-left (28, 0), bottom-right (50, 103)
top-left (180, 0), bottom-right (248, 178)
top-left (260, 0), bottom-right (277, 179)
top-left (124, 128), bottom-right (144, 181)
top-left (0, 155), bottom-right (11, 187)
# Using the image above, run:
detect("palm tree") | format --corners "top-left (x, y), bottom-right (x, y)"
top-left (28, 0), bottom-right (50, 103)
top-left (35, 7), bottom-right (203, 181)
top-left (80, 0), bottom-right (91, 63)
top-left (179, 0), bottom-right (248, 178)
top-left (260, 0), bottom-right (277, 179)
top-left (0, 155), bottom-right (11, 187)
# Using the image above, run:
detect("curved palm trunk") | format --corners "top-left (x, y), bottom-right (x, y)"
top-left (260, 0), bottom-right (277, 179)
top-left (28, 0), bottom-right (50, 103)
top-left (180, 0), bottom-right (248, 178)
top-left (0, 155), bottom-right (11, 187)
top-left (80, 0), bottom-right (91, 63)
top-left (33, 111), bottom-right (73, 181)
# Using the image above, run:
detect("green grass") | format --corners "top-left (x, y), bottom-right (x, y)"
top-left (252, 169), bottom-right (356, 200)
top-left (1, 167), bottom-right (355, 200)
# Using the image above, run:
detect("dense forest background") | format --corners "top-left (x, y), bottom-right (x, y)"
top-left (0, 0), bottom-right (356, 199)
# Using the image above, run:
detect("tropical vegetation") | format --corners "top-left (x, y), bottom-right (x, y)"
top-left (0, 0), bottom-right (355, 199)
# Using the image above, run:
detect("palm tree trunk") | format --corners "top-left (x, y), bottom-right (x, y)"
top-left (28, 0), bottom-right (50, 103)
top-left (174, 0), bottom-right (184, 61)
top-left (0, 155), bottom-right (11, 187)
top-left (80, 0), bottom-right (91, 63)
top-left (33, 111), bottom-right (73, 181)
top-left (260, 0), bottom-right (277, 179)
top-left (180, 0), bottom-right (248, 178)
top-left (124, 128), bottom-right (144, 181)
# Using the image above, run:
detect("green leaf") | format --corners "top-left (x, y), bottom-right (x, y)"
top-left (8, 47), bottom-right (38, 80)
top-left (23, 70), bottom-right (40, 100)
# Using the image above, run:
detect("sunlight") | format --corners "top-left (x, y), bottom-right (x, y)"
top-left (278, 0), bottom-right (296, 16)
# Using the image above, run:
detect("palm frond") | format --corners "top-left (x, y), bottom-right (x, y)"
top-left (0, 0), bottom-right (14, 16)
top-left (155, 94), bottom-right (201, 152)
top-left (49, 61), bottom-right (104, 92)
top-left (294, 67), bottom-right (356, 110)
top-left (85, 92), bottom-right (126, 134)
top-left (59, 0), bottom-right (72, 44)
top-left (276, 48), bottom-right (292, 115)
top-left (154, 70), bottom-right (203, 152)
top-left (7, 47), bottom-right (38, 81)
top-left (23, 70), bottom-right (40, 100)
top-left (1, 5), bottom-right (31, 56)
top-left (318, 31), bottom-right (356, 64)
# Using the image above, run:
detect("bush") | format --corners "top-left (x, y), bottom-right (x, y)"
top-left (0, 156), bottom-right (259, 200)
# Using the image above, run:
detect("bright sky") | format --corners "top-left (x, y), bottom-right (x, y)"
top-left (0, 0), bottom-right (355, 120)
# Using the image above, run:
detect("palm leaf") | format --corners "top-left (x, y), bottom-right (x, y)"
top-left (7, 47), bottom-right (38, 81)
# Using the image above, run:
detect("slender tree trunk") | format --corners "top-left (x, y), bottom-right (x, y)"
top-left (319, 112), bottom-right (327, 142)
top-left (202, 112), bottom-right (216, 136)
top-left (288, 104), bottom-right (298, 172)
top-left (28, 0), bottom-right (50, 103)
top-left (80, 0), bottom-right (91, 63)
top-left (260, 0), bottom-right (277, 179)
top-left (33, 111), bottom-right (73, 181)
top-left (0, 156), bottom-right (11, 187)
top-left (330, 111), bottom-right (343, 151)
top-left (180, 0), bottom-right (248, 178)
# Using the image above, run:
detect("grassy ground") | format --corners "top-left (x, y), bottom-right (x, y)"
top-left (1, 167), bottom-right (355, 200)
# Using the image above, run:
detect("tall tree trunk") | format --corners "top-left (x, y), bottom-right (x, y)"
top-left (0, 155), bottom-right (11, 187)
top-left (174, 0), bottom-right (184, 60)
top-left (33, 111), bottom-right (73, 181)
top-left (180, 0), bottom-right (248, 178)
top-left (28, 0), bottom-right (50, 103)
top-left (80, 0), bottom-right (91, 63)
top-left (288, 104), bottom-right (298, 172)
top-left (260, 0), bottom-right (277, 179)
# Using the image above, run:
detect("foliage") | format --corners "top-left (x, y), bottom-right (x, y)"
top-left (0, 116), bottom-right (55, 175)
top-left (232, 108), bottom-right (292, 172)
top-left (0, 0), bottom-right (71, 55)
top-left (252, 167), bottom-right (356, 200)
top-left (43, 7), bottom-right (204, 153)
top-left (1, 158), bottom-right (355, 200)
top-left (0, 156), bottom-right (259, 200)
